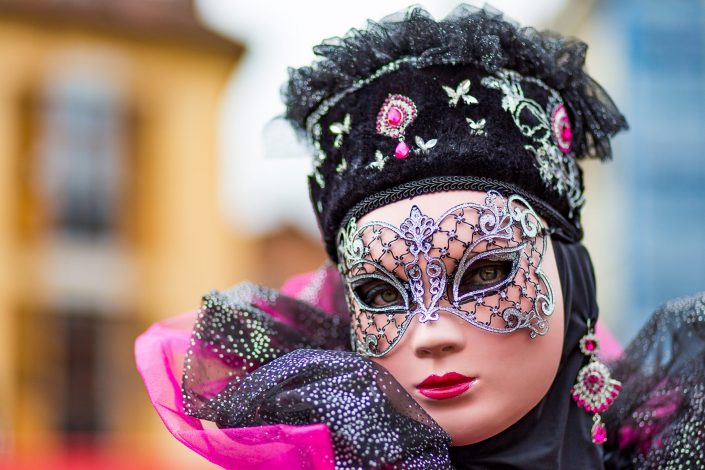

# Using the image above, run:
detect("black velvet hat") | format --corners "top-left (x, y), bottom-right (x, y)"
top-left (283, 5), bottom-right (627, 261)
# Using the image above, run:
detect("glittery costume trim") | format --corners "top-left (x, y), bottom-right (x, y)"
top-left (603, 292), bottom-right (705, 468)
top-left (181, 281), bottom-right (453, 469)
top-left (306, 56), bottom-right (421, 140)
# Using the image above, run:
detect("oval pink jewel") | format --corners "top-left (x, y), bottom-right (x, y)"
top-left (561, 124), bottom-right (572, 142)
top-left (585, 340), bottom-right (596, 351)
top-left (395, 141), bottom-right (410, 159)
top-left (387, 107), bottom-right (403, 126)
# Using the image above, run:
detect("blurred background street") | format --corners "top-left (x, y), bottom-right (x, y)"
top-left (0, 0), bottom-right (703, 468)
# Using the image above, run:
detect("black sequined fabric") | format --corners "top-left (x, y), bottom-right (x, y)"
top-left (604, 293), bottom-right (705, 469)
top-left (182, 279), bottom-right (452, 469)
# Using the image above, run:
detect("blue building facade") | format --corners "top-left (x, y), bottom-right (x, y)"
top-left (601, 0), bottom-right (705, 341)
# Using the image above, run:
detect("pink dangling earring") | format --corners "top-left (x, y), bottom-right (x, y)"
top-left (571, 319), bottom-right (621, 444)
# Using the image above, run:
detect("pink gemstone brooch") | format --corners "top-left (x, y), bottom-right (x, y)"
top-left (376, 94), bottom-right (417, 159)
top-left (571, 320), bottom-right (622, 444)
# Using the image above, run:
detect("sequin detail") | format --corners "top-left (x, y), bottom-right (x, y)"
top-left (182, 279), bottom-right (453, 469)
top-left (604, 293), bottom-right (705, 468)
top-left (295, 264), bottom-right (329, 305)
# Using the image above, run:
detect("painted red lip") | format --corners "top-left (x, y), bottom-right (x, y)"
top-left (416, 372), bottom-right (476, 400)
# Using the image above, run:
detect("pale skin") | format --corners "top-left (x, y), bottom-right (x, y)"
top-left (356, 190), bottom-right (565, 446)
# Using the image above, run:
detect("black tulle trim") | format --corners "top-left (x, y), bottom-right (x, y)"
top-left (284, 4), bottom-right (627, 161)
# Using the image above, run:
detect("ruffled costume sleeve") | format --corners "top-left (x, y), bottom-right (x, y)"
top-left (134, 310), bottom-right (337, 469)
top-left (136, 265), bottom-right (452, 469)
top-left (603, 293), bottom-right (705, 469)
top-left (135, 264), bottom-right (630, 469)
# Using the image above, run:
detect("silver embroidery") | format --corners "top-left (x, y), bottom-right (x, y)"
top-left (481, 69), bottom-right (584, 214)
top-left (313, 168), bottom-right (325, 188)
top-left (367, 150), bottom-right (389, 171)
top-left (330, 113), bottom-right (352, 149)
top-left (413, 136), bottom-right (438, 155)
top-left (311, 126), bottom-right (327, 188)
top-left (442, 79), bottom-right (478, 107)
top-left (466, 117), bottom-right (486, 136)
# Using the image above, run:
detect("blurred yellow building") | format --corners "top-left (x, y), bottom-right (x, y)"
top-left (0, 1), bottom-right (315, 467)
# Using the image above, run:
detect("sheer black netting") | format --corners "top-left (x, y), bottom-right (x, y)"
top-left (603, 293), bottom-right (705, 469)
top-left (182, 282), bottom-right (452, 469)
top-left (284, 4), bottom-right (627, 161)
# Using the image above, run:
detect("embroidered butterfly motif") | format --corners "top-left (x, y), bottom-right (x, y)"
top-left (367, 150), bottom-right (389, 170)
top-left (466, 117), bottom-right (486, 136)
top-left (442, 79), bottom-right (479, 107)
top-left (414, 136), bottom-right (438, 155)
top-left (330, 113), bottom-right (352, 149)
top-left (335, 158), bottom-right (348, 174)
top-left (313, 168), bottom-right (325, 188)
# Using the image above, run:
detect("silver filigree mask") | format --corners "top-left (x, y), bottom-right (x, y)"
top-left (336, 191), bottom-right (555, 357)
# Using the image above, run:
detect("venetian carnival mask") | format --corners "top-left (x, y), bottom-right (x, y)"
top-left (337, 190), bottom-right (555, 357)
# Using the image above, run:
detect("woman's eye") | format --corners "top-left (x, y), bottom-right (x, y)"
top-left (479, 265), bottom-right (501, 282)
top-left (458, 260), bottom-right (512, 293)
top-left (353, 280), bottom-right (404, 308)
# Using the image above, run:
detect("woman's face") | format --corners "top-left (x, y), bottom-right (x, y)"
top-left (338, 190), bottom-right (564, 445)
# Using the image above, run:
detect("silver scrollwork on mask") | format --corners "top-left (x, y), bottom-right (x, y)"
top-left (337, 191), bottom-right (555, 357)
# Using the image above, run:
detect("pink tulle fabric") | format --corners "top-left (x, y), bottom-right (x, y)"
top-left (134, 310), bottom-right (335, 470)
top-left (135, 268), bottom-right (623, 468)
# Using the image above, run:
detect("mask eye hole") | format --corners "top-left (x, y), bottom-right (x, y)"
top-left (353, 279), bottom-right (405, 309)
top-left (453, 245), bottom-right (524, 302)
top-left (457, 259), bottom-right (513, 297)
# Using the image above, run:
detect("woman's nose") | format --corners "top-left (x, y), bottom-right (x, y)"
top-left (411, 313), bottom-right (467, 358)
